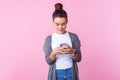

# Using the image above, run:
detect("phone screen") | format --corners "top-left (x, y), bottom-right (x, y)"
top-left (60, 43), bottom-right (67, 47)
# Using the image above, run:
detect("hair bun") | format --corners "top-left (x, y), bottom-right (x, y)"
top-left (55, 3), bottom-right (63, 11)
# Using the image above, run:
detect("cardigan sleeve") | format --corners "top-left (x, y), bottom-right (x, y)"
top-left (72, 33), bottom-right (82, 62)
top-left (43, 35), bottom-right (56, 65)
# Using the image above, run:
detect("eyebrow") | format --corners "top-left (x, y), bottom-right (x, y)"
top-left (55, 23), bottom-right (59, 25)
top-left (55, 22), bottom-right (66, 25)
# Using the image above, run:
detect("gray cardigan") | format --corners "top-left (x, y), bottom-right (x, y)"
top-left (43, 32), bottom-right (82, 80)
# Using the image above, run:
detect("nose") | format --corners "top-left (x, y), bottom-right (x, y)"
top-left (58, 25), bottom-right (63, 30)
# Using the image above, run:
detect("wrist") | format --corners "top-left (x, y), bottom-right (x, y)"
top-left (51, 51), bottom-right (56, 56)
top-left (72, 49), bottom-right (76, 55)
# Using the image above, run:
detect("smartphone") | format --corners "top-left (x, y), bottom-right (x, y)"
top-left (60, 43), bottom-right (68, 48)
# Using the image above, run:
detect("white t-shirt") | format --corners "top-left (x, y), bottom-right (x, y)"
top-left (51, 32), bottom-right (73, 69)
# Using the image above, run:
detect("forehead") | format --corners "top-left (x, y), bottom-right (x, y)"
top-left (53, 17), bottom-right (67, 23)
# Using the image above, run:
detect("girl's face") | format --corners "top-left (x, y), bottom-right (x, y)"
top-left (53, 17), bottom-right (68, 34)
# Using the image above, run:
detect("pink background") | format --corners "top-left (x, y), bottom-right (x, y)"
top-left (0, 0), bottom-right (120, 80)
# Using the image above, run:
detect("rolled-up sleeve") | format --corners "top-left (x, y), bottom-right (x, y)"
top-left (73, 34), bottom-right (82, 62)
top-left (43, 36), bottom-right (56, 65)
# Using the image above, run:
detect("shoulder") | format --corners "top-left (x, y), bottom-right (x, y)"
top-left (43, 34), bottom-right (52, 48)
top-left (68, 31), bottom-right (81, 44)
top-left (45, 34), bottom-right (52, 41)
top-left (43, 34), bottom-right (52, 46)
top-left (68, 32), bottom-right (79, 38)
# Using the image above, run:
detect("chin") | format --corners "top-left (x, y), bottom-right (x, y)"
top-left (59, 31), bottom-right (66, 34)
top-left (56, 30), bottom-right (66, 34)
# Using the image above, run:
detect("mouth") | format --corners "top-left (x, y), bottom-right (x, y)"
top-left (58, 30), bottom-right (65, 32)
top-left (58, 30), bottom-right (66, 33)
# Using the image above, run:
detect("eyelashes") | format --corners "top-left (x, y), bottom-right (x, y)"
top-left (55, 23), bottom-right (66, 26)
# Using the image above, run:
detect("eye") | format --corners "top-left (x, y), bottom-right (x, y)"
top-left (55, 23), bottom-right (59, 26)
top-left (61, 23), bottom-right (66, 26)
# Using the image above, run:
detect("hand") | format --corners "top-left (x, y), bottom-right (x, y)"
top-left (52, 47), bottom-right (64, 55)
top-left (61, 45), bottom-right (74, 54)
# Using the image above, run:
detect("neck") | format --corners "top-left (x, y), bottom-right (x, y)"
top-left (55, 31), bottom-right (67, 34)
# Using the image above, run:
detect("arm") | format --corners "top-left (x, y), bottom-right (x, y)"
top-left (72, 34), bottom-right (82, 62)
top-left (43, 36), bottom-right (56, 65)
top-left (58, 33), bottom-right (82, 62)
top-left (43, 36), bottom-right (64, 65)
top-left (49, 47), bottom-right (64, 61)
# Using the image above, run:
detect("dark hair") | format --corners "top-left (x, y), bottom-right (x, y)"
top-left (52, 3), bottom-right (68, 20)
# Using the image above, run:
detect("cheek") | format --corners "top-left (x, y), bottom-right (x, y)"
top-left (54, 25), bottom-right (59, 30)
top-left (63, 25), bottom-right (67, 29)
